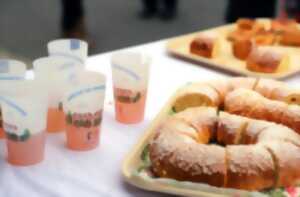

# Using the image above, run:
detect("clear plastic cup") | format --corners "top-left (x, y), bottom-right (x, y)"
top-left (111, 52), bottom-right (150, 124)
top-left (33, 56), bottom-right (82, 133)
top-left (0, 80), bottom-right (48, 166)
top-left (47, 39), bottom-right (88, 66)
top-left (63, 71), bottom-right (106, 151)
top-left (0, 59), bottom-right (26, 139)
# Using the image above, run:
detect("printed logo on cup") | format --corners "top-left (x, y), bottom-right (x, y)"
top-left (4, 121), bottom-right (31, 141)
top-left (0, 60), bottom-right (9, 73)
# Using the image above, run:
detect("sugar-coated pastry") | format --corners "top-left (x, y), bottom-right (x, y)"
top-left (264, 142), bottom-right (300, 187)
top-left (149, 104), bottom-right (300, 191)
top-left (226, 145), bottom-right (275, 190)
top-left (225, 88), bottom-right (300, 135)
top-left (254, 78), bottom-right (285, 99)
top-left (246, 47), bottom-right (289, 73)
top-left (217, 112), bottom-right (248, 145)
top-left (150, 127), bottom-right (226, 187)
top-left (190, 32), bottom-right (220, 58)
top-left (173, 83), bottom-right (221, 112)
top-left (174, 107), bottom-right (218, 139)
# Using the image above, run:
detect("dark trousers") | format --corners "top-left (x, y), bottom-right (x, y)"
top-left (142, 0), bottom-right (177, 12)
top-left (226, 0), bottom-right (276, 23)
top-left (61, 0), bottom-right (84, 32)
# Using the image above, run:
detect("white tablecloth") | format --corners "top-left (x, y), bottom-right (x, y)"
top-left (1, 40), bottom-right (300, 197)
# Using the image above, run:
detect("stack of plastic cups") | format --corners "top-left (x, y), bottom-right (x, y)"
top-left (33, 56), bottom-right (83, 133)
top-left (111, 52), bottom-right (151, 124)
top-left (63, 71), bottom-right (106, 151)
top-left (0, 80), bottom-right (48, 166)
top-left (47, 39), bottom-right (88, 66)
top-left (0, 59), bottom-right (26, 139)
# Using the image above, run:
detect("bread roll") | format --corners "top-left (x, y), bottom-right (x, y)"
top-left (281, 105), bottom-right (300, 135)
top-left (271, 19), bottom-right (298, 34)
top-left (174, 107), bottom-right (217, 139)
top-left (228, 77), bottom-right (258, 91)
top-left (226, 145), bottom-right (275, 190)
top-left (225, 89), bottom-right (300, 134)
top-left (242, 119), bottom-right (274, 144)
top-left (257, 125), bottom-right (300, 146)
top-left (173, 83), bottom-right (220, 112)
top-left (224, 88), bottom-right (262, 117)
top-left (232, 37), bottom-right (253, 60)
top-left (190, 32), bottom-right (220, 58)
top-left (246, 47), bottom-right (289, 73)
top-left (204, 79), bottom-right (232, 102)
top-left (264, 142), bottom-right (300, 187)
top-left (228, 18), bottom-right (265, 42)
top-left (279, 29), bottom-right (300, 46)
top-left (227, 29), bottom-right (253, 42)
top-left (254, 30), bottom-right (276, 46)
top-left (237, 18), bottom-right (256, 30)
top-left (217, 112), bottom-right (248, 145)
top-left (254, 78), bottom-right (285, 99)
top-left (263, 99), bottom-right (287, 123)
top-left (160, 118), bottom-right (200, 142)
top-left (271, 86), bottom-right (300, 105)
top-left (150, 129), bottom-right (226, 187)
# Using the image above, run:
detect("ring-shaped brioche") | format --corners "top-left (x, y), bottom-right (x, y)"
top-left (150, 107), bottom-right (300, 190)
top-left (149, 77), bottom-right (300, 191)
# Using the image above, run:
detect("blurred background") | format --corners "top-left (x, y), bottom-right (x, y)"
top-left (0, 0), bottom-right (291, 67)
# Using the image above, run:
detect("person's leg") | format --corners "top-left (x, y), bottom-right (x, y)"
top-left (140, 0), bottom-right (158, 18)
top-left (61, 0), bottom-right (86, 38)
top-left (160, 0), bottom-right (178, 20)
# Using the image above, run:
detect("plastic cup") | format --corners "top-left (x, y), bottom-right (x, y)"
top-left (0, 59), bottom-right (26, 139)
top-left (63, 71), bottom-right (106, 151)
top-left (0, 80), bottom-right (48, 166)
top-left (33, 56), bottom-right (82, 133)
top-left (111, 52), bottom-right (150, 124)
top-left (47, 39), bottom-right (88, 66)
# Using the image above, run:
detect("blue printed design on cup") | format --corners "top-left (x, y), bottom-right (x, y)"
top-left (0, 60), bottom-right (9, 73)
top-left (0, 76), bottom-right (24, 80)
top-left (67, 85), bottom-right (106, 102)
top-left (70, 39), bottom-right (80, 50)
top-left (0, 96), bottom-right (27, 117)
top-left (113, 64), bottom-right (140, 81)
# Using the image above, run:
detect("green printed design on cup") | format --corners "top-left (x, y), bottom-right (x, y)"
top-left (66, 112), bottom-right (73, 124)
top-left (116, 92), bottom-right (141, 103)
top-left (66, 110), bottom-right (102, 129)
top-left (58, 102), bottom-right (63, 111)
top-left (0, 108), bottom-right (2, 128)
top-left (6, 129), bottom-right (31, 142)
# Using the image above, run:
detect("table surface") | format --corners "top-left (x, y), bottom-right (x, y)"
top-left (1, 39), bottom-right (300, 197)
